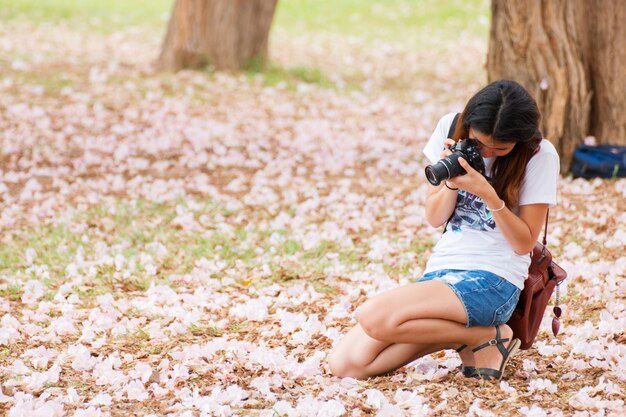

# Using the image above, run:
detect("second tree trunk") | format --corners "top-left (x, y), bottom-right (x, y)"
top-left (158, 0), bottom-right (278, 71)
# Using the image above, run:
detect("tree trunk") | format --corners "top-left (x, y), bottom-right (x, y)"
top-left (487, 0), bottom-right (591, 171)
top-left (488, 0), bottom-right (626, 172)
top-left (579, 0), bottom-right (626, 149)
top-left (158, 0), bottom-right (278, 72)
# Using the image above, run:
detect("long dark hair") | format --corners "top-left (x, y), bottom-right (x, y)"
top-left (451, 80), bottom-right (542, 207)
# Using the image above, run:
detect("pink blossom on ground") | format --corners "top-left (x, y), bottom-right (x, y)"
top-left (0, 15), bottom-right (624, 416)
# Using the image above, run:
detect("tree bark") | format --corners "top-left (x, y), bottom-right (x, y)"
top-left (487, 0), bottom-right (592, 171)
top-left (158, 0), bottom-right (278, 71)
top-left (579, 0), bottom-right (626, 148)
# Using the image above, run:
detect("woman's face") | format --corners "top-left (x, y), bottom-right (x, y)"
top-left (469, 128), bottom-right (515, 158)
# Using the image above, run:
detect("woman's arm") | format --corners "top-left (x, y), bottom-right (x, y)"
top-left (481, 193), bottom-right (548, 255)
top-left (425, 183), bottom-right (458, 228)
top-left (449, 158), bottom-right (548, 254)
top-left (483, 197), bottom-right (548, 255)
top-left (425, 138), bottom-right (458, 228)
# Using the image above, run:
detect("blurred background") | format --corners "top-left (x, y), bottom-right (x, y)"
top-left (0, 0), bottom-right (490, 104)
top-left (1, 2), bottom-right (625, 416)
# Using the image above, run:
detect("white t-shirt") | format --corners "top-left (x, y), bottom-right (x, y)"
top-left (422, 112), bottom-right (560, 289)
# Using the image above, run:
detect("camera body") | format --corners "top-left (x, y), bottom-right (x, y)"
top-left (425, 139), bottom-right (485, 186)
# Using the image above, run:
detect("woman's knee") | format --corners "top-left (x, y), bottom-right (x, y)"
top-left (327, 350), bottom-right (367, 379)
top-left (356, 299), bottom-right (395, 341)
top-left (326, 352), bottom-right (351, 378)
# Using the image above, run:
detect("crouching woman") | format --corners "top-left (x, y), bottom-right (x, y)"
top-left (327, 80), bottom-right (560, 381)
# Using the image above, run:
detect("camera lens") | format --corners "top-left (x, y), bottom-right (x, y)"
top-left (425, 161), bottom-right (450, 186)
top-left (425, 153), bottom-right (465, 186)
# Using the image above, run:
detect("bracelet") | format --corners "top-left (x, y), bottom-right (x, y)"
top-left (487, 199), bottom-right (506, 212)
top-left (444, 181), bottom-right (458, 191)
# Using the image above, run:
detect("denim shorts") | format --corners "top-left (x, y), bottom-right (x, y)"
top-left (417, 269), bottom-right (521, 328)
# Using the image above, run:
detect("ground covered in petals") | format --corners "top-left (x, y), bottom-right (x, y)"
top-left (1, 3), bottom-right (625, 417)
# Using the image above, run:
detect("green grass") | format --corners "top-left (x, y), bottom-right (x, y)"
top-left (0, 0), bottom-right (490, 42)
top-left (0, 347), bottom-right (12, 363)
top-left (0, 0), bottom-right (172, 28)
top-left (0, 197), bottom-right (375, 300)
top-left (0, 0), bottom-right (489, 93)
top-left (0, 283), bottom-right (22, 301)
top-left (275, 0), bottom-right (490, 42)
top-left (0, 195), bottom-right (430, 316)
top-left (246, 58), bottom-right (340, 90)
top-left (0, 223), bottom-right (84, 277)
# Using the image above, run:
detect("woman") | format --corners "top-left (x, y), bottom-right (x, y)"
top-left (327, 80), bottom-right (560, 381)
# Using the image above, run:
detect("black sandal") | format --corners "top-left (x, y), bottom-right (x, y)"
top-left (455, 344), bottom-right (476, 377)
top-left (469, 325), bottom-right (521, 381)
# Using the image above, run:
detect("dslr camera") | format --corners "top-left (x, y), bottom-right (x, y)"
top-left (425, 139), bottom-right (485, 186)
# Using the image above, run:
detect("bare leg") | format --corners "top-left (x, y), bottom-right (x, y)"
top-left (327, 323), bottom-right (449, 379)
top-left (328, 280), bottom-right (475, 379)
top-left (357, 280), bottom-right (514, 372)
top-left (327, 280), bottom-right (514, 378)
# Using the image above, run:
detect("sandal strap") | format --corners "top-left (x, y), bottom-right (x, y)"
top-left (469, 338), bottom-right (521, 381)
top-left (461, 365), bottom-right (476, 378)
top-left (456, 344), bottom-right (468, 353)
top-left (471, 325), bottom-right (509, 357)
top-left (470, 367), bottom-right (502, 380)
top-left (472, 338), bottom-right (510, 357)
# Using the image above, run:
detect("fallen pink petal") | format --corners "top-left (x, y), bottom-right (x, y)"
top-left (1, 1), bottom-right (625, 416)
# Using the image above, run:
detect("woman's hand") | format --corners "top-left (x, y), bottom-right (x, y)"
top-left (445, 157), bottom-right (494, 200)
top-left (439, 139), bottom-right (455, 159)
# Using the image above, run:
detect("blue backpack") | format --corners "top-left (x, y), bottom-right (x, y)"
top-left (571, 144), bottom-right (626, 179)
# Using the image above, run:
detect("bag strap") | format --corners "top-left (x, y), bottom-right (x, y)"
top-left (448, 113), bottom-right (460, 139)
top-left (541, 209), bottom-right (549, 246)
top-left (542, 208), bottom-right (564, 337)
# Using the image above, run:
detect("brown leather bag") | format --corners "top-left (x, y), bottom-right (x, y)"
top-left (507, 210), bottom-right (567, 350)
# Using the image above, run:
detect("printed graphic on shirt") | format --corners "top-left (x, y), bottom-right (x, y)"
top-left (448, 191), bottom-right (496, 233)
